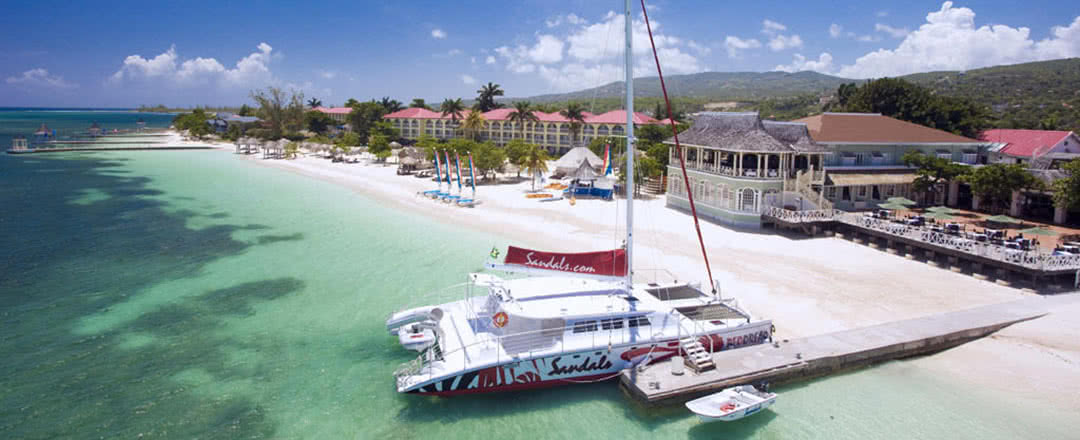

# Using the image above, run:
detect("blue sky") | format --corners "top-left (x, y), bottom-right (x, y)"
top-left (2, 0), bottom-right (1078, 107)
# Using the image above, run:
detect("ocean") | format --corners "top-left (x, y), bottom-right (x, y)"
top-left (1, 111), bottom-right (1077, 439)
top-left (0, 109), bottom-right (176, 149)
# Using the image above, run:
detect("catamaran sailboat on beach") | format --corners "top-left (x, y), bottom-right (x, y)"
top-left (387, 0), bottom-right (772, 395)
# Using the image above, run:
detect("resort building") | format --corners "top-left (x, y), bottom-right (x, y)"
top-left (382, 108), bottom-right (666, 155)
top-left (980, 129), bottom-right (1080, 165)
top-left (313, 106), bottom-right (352, 124)
top-left (664, 112), bottom-right (829, 229)
top-left (793, 113), bottom-right (990, 210)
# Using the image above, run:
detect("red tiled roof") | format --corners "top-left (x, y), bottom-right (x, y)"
top-left (383, 107), bottom-right (445, 119)
top-left (585, 110), bottom-right (659, 125)
top-left (534, 111), bottom-right (568, 122)
top-left (978, 129), bottom-right (1073, 157)
top-left (793, 113), bottom-right (981, 144)
top-left (481, 108), bottom-right (515, 121)
top-left (313, 106), bottom-right (352, 114)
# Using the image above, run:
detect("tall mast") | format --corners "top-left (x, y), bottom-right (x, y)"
top-left (624, 0), bottom-right (635, 288)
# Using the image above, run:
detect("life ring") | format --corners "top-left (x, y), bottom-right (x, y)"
top-left (492, 311), bottom-right (509, 328)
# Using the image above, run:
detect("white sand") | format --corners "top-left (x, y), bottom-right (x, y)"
top-left (202, 143), bottom-right (1079, 410)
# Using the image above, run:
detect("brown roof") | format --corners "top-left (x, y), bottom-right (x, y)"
top-left (828, 172), bottom-right (918, 186)
top-left (793, 113), bottom-right (981, 144)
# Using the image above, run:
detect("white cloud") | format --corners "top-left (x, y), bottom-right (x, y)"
top-left (774, 53), bottom-right (834, 73)
top-left (431, 28), bottom-right (447, 39)
top-left (686, 40), bottom-right (711, 55)
top-left (545, 13), bottom-right (586, 28)
top-left (110, 43), bottom-right (275, 88)
top-left (837, 2), bottom-right (1080, 78)
top-left (760, 19), bottom-right (801, 51)
top-left (485, 55), bottom-right (496, 65)
top-left (284, 80), bottom-right (331, 99)
top-left (856, 34), bottom-right (881, 43)
top-left (460, 74), bottom-right (476, 85)
top-left (433, 48), bottom-right (463, 58)
top-left (874, 23), bottom-right (910, 38)
top-left (494, 10), bottom-right (705, 92)
top-left (723, 36), bottom-right (762, 58)
top-left (829, 24), bottom-right (843, 38)
top-left (318, 70), bottom-right (337, 79)
top-left (768, 34), bottom-right (803, 51)
top-left (5, 68), bottom-right (77, 89)
top-left (762, 19), bottom-right (787, 35)
top-left (877, 10), bottom-right (889, 18)
top-left (470, 56), bottom-right (476, 64)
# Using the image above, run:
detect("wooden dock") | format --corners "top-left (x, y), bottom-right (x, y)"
top-left (6, 146), bottom-right (214, 154)
top-left (620, 294), bottom-right (1078, 406)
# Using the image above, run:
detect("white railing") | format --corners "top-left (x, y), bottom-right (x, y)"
top-left (839, 214), bottom-right (1080, 271)
top-left (761, 206), bottom-right (842, 223)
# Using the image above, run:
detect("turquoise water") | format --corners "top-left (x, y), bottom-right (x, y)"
top-left (2, 139), bottom-right (1078, 437)
top-left (0, 109), bottom-right (175, 148)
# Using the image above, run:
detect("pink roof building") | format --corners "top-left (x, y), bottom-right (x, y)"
top-left (979, 129), bottom-right (1080, 163)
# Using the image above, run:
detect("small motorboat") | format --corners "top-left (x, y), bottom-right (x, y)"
top-left (396, 322), bottom-right (437, 352)
top-left (685, 385), bottom-right (777, 423)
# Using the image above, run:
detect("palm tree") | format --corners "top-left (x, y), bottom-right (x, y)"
top-left (521, 144), bottom-right (550, 191)
top-left (559, 102), bottom-right (587, 147)
top-left (474, 82), bottom-right (505, 112)
top-left (409, 98), bottom-right (431, 110)
top-left (508, 101), bottom-right (539, 142)
top-left (440, 98), bottom-right (466, 139)
top-left (307, 98), bottom-right (323, 108)
top-left (461, 110), bottom-right (486, 141)
top-left (379, 97), bottom-right (403, 113)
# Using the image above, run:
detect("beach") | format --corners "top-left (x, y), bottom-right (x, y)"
top-left (226, 144), bottom-right (1080, 411)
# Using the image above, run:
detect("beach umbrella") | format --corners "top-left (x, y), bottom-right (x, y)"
top-left (923, 211), bottom-right (955, 220)
top-left (926, 206), bottom-right (958, 214)
top-left (887, 197), bottom-right (917, 206)
top-left (877, 202), bottom-right (911, 211)
top-left (986, 215), bottom-right (1021, 224)
top-left (1019, 226), bottom-right (1057, 236)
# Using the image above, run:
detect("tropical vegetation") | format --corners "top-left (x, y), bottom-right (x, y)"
top-left (473, 82), bottom-right (505, 112)
top-left (962, 163), bottom-right (1044, 214)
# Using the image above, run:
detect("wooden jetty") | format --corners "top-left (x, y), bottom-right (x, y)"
top-left (620, 294), bottom-right (1077, 406)
top-left (7, 145), bottom-right (214, 154)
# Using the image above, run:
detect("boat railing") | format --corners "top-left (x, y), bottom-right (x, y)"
top-left (393, 317), bottom-right (671, 388)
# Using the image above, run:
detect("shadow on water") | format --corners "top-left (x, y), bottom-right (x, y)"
top-left (0, 154), bottom-right (305, 439)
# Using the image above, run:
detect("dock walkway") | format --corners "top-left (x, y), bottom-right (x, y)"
top-left (620, 294), bottom-right (1078, 405)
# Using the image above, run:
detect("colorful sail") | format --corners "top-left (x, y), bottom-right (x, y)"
top-left (603, 143), bottom-right (613, 176)
top-left (468, 152), bottom-right (477, 195)
top-left (455, 152), bottom-right (463, 193)
top-left (443, 151), bottom-right (453, 185)
top-left (433, 149), bottom-right (442, 187)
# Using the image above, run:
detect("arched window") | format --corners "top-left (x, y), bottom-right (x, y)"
top-left (739, 188), bottom-right (757, 212)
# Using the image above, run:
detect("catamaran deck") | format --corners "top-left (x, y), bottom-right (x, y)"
top-left (620, 294), bottom-right (1078, 405)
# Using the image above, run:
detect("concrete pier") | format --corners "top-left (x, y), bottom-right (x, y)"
top-left (620, 295), bottom-right (1076, 406)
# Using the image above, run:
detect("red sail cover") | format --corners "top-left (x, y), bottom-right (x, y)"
top-left (504, 246), bottom-right (627, 277)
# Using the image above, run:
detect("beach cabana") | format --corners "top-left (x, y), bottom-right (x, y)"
top-left (565, 161), bottom-right (614, 200)
top-left (553, 146), bottom-right (603, 176)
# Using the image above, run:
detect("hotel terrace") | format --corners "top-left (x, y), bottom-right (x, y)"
top-left (666, 112), bottom-right (995, 229)
top-left (380, 107), bottom-right (670, 155)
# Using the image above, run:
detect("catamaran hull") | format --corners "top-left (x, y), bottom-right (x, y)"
top-left (400, 321), bottom-right (772, 395)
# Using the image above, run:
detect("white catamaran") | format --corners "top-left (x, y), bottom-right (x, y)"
top-left (386, 0), bottom-right (772, 396)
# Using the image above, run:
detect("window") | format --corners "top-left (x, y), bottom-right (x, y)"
top-left (573, 320), bottom-right (598, 333)
top-left (826, 186), bottom-right (837, 199)
top-left (627, 316), bottom-right (650, 327)
top-left (857, 186), bottom-right (867, 198)
top-left (600, 318), bottom-right (624, 330)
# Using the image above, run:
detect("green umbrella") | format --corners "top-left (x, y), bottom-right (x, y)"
top-left (1019, 226), bottom-right (1057, 236)
top-left (926, 206), bottom-right (958, 214)
top-left (986, 215), bottom-right (1021, 224)
top-left (924, 211), bottom-right (956, 220)
top-left (877, 202), bottom-right (911, 211)
top-left (887, 197), bottom-right (917, 206)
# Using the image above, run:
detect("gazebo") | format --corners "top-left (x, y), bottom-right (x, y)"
top-left (553, 146), bottom-right (604, 176)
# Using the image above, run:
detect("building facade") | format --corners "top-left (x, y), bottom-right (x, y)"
top-left (665, 113), bottom-right (829, 229)
top-left (793, 113), bottom-right (990, 210)
top-left (382, 107), bottom-right (665, 155)
top-left (313, 107), bottom-right (352, 124)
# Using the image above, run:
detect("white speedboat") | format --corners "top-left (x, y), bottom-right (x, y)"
top-left (686, 385), bottom-right (777, 422)
top-left (386, 0), bottom-right (773, 396)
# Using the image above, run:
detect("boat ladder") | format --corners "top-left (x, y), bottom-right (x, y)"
top-left (679, 337), bottom-right (715, 373)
